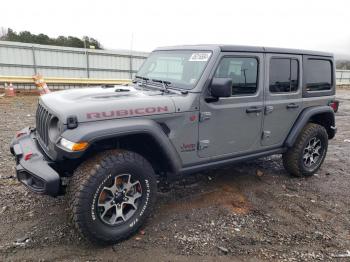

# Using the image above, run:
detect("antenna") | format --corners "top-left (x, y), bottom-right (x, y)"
top-left (129, 33), bottom-right (134, 79)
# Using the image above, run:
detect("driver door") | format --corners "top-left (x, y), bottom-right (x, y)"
top-left (198, 53), bottom-right (264, 158)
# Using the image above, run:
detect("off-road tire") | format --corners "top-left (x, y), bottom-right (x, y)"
top-left (67, 150), bottom-right (157, 244)
top-left (283, 123), bottom-right (328, 177)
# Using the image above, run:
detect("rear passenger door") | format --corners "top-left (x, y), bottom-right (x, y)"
top-left (262, 54), bottom-right (302, 147)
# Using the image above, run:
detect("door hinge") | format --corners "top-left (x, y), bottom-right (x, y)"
top-left (199, 112), bottom-right (212, 122)
top-left (262, 131), bottom-right (271, 139)
top-left (265, 105), bottom-right (274, 115)
top-left (198, 140), bottom-right (210, 150)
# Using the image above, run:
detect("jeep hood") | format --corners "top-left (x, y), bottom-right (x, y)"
top-left (40, 86), bottom-right (176, 124)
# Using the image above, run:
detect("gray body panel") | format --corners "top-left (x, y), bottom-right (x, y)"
top-left (284, 105), bottom-right (336, 147)
top-left (40, 86), bottom-right (176, 124)
top-left (61, 118), bottom-right (183, 173)
top-left (198, 52), bottom-right (264, 158)
top-left (262, 53), bottom-right (303, 147)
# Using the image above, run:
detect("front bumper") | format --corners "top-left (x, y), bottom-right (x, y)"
top-left (10, 127), bottom-right (60, 197)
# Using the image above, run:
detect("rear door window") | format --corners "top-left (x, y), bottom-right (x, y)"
top-left (269, 58), bottom-right (299, 93)
top-left (305, 59), bottom-right (332, 91)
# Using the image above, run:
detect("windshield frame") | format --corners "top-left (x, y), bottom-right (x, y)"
top-left (135, 50), bottom-right (213, 90)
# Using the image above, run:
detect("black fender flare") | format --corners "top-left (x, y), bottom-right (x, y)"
top-left (60, 118), bottom-right (182, 174)
top-left (284, 106), bottom-right (335, 148)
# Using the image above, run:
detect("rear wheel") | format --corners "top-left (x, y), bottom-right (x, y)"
top-left (283, 123), bottom-right (328, 177)
top-left (67, 150), bottom-right (157, 244)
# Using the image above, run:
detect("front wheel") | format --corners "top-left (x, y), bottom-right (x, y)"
top-left (67, 150), bottom-right (157, 244)
top-left (283, 123), bottom-right (328, 177)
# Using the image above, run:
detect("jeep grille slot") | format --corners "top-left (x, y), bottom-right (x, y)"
top-left (36, 103), bottom-right (52, 146)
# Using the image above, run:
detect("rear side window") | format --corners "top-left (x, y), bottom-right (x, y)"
top-left (305, 59), bottom-right (332, 91)
top-left (214, 57), bottom-right (258, 95)
top-left (269, 58), bottom-right (299, 93)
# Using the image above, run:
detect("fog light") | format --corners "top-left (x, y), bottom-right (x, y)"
top-left (60, 138), bottom-right (88, 151)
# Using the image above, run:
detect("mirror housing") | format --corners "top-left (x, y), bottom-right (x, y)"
top-left (210, 78), bottom-right (232, 98)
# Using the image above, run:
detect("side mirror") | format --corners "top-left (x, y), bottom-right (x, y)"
top-left (210, 78), bottom-right (232, 98)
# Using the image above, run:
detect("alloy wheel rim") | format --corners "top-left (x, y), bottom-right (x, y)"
top-left (97, 174), bottom-right (142, 225)
top-left (303, 137), bottom-right (322, 168)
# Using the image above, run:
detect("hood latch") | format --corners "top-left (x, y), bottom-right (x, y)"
top-left (67, 115), bottom-right (78, 129)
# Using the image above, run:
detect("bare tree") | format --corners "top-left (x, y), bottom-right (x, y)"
top-left (0, 27), bottom-right (8, 40)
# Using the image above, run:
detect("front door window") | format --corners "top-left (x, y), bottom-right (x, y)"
top-left (214, 57), bottom-right (258, 95)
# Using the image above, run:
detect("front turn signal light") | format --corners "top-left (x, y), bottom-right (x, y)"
top-left (60, 138), bottom-right (89, 151)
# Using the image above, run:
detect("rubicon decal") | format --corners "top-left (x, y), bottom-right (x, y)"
top-left (87, 106), bottom-right (169, 119)
top-left (180, 143), bottom-right (196, 152)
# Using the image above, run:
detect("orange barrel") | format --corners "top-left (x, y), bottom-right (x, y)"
top-left (5, 83), bottom-right (16, 97)
top-left (33, 74), bottom-right (51, 95)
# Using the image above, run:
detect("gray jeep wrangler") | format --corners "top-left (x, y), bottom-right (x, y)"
top-left (10, 45), bottom-right (338, 244)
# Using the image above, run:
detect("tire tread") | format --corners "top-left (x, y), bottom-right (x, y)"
top-left (283, 123), bottom-right (328, 177)
top-left (66, 150), bottom-right (156, 244)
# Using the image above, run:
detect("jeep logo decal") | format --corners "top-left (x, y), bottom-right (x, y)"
top-left (87, 106), bottom-right (169, 119)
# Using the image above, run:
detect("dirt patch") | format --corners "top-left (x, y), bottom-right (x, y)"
top-left (0, 89), bottom-right (40, 96)
top-left (163, 183), bottom-right (250, 215)
top-left (1, 93), bottom-right (350, 261)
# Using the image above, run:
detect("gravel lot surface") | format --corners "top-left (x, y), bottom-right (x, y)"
top-left (0, 89), bottom-right (349, 261)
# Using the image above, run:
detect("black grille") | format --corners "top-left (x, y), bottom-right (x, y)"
top-left (36, 103), bottom-right (52, 146)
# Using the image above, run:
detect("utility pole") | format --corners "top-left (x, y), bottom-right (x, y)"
top-left (84, 38), bottom-right (90, 79)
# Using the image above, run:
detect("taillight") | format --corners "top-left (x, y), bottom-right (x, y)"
top-left (329, 100), bottom-right (339, 113)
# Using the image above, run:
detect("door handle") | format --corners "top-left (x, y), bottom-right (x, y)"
top-left (286, 103), bottom-right (299, 109)
top-left (246, 106), bottom-right (263, 113)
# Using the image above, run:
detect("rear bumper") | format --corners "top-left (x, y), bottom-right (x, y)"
top-left (330, 125), bottom-right (337, 139)
top-left (10, 127), bottom-right (60, 197)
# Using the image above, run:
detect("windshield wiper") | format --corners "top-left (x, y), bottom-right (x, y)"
top-left (152, 79), bottom-right (171, 93)
top-left (133, 75), bottom-right (150, 86)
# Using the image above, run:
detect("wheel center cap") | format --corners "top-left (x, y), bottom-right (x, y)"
top-left (114, 192), bottom-right (124, 203)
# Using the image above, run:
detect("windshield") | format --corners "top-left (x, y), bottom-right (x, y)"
top-left (136, 50), bottom-right (212, 89)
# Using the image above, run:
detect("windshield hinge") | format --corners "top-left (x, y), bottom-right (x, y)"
top-left (199, 112), bottom-right (212, 122)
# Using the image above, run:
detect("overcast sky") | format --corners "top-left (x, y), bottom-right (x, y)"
top-left (0, 0), bottom-right (349, 56)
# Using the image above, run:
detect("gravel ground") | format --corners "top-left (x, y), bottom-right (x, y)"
top-left (0, 89), bottom-right (349, 261)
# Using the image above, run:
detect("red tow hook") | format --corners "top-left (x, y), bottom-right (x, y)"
top-left (16, 132), bottom-right (26, 138)
top-left (24, 153), bottom-right (33, 161)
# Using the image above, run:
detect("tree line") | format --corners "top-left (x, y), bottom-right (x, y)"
top-left (0, 28), bottom-right (103, 49)
top-left (336, 60), bottom-right (350, 70)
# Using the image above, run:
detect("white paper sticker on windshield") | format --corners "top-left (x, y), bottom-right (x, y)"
top-left (189, 52), bottom-right (211, 62)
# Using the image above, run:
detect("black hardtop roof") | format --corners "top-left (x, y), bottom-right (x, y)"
top-left (155, 44), bottom-right (333, 57)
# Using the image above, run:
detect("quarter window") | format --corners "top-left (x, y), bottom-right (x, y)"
top-left (214, 57), bottom-right (258, 95)
top-left (269, 58), bottom-right (299, 93)
top-left (305, 59), bottom-right (332, 91)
